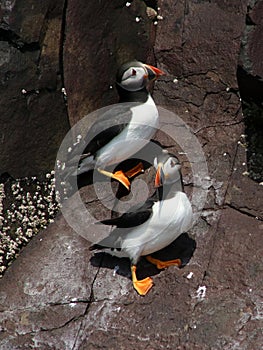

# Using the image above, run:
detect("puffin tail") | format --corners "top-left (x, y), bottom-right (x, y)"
top-left (62, 155), bottom-right (95, 179)
top-left (89, 243), bottom-right (105, 251)
top-left (76, 155), bottom-right (96, 176)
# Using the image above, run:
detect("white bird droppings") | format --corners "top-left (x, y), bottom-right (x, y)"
top-left (186, 272), bottom-right (194, 279)
top-left (146, 7), bottom-right (157, 19)
top-left (61, 87), bottom-right (67, 96)
top-left (195, 285), bottom-right (207, 300)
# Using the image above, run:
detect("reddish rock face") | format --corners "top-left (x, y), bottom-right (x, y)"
top-left (63, 0), bottom-right (155, 125)
top-left (0, 1), bottom-right (263, 349)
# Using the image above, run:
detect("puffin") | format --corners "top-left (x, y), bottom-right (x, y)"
top-left (90, 151), bottom-right (193, 296)
top-left (68, 61), bottom-right (164, 190)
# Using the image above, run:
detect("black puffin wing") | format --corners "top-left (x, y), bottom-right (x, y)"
top-left (66, 103), bottom-right (141, 166)
top-left (82, 104), bottom-right (136, 156)
top-left (90, 198), bottom-right (155, 251)
top-left (98, 197), bottom-right (156, 228)
top-left (89, 226), bottom-right (132, 251)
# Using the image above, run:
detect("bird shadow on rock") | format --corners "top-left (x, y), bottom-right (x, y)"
top-left (90, 232), bottom-right (196, 281)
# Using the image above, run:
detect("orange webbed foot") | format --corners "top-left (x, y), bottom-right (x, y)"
top-left (111, 170), bottom-right (131, 190)
top-left (98, 168), bottom-right (131, 190)
top-left (124, 162), bottom-right (144, 178)
top-left (131, 265), bottom-right (153, 296)
top-left (146, 256), bottom-right (182, 269)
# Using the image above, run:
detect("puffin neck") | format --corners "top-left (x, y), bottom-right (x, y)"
top-left (116, 85), bottom-right (149, 103)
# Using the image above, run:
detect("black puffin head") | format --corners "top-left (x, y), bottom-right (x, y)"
top-left (116, 61), bottom-right (164, 92)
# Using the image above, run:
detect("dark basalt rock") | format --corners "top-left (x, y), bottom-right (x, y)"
top-left (0, 0), bottom-right (70, 178)
top-left (238, 1), bottom-right (263, 182)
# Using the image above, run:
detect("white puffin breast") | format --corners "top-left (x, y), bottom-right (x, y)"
top-left (122, 191), bottom-right (193, 261)
top-left (96, 95), bottom-right (159, 167)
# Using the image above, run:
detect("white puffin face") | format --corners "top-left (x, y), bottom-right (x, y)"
top-left (162, 156), bottom-right (181, 184)
top-left (119, 66), bottom-right (148, 92)
top-left (116, 61), bottom-right (164, 92)
top-left (154, 152), bottom-right (181, 185)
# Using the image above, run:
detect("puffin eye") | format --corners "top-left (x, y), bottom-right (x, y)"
top-left (131, 69), bottom-right (137, 76)
top-left (170, 159), bottom-right (176, 167)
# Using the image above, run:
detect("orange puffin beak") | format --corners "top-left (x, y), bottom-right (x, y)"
top-left (155, 163), bottom-right (165, 187)
top-left (144, 64), bottom-right (165, 80)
